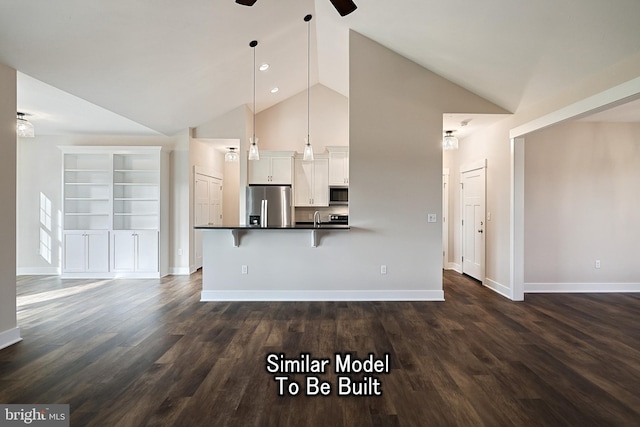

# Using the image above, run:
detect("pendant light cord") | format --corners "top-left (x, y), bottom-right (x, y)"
top-left (253, 42), bottom-right (256, 142)
top-left (306, 15), bottom-right (311, 143)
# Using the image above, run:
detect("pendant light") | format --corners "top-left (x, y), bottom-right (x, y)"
top-left (17, 112), bottom-right (35, 138)
top-left (443, 130), bottom-right (458, 151)
top-left (225, 147), bottom-right (239, 162)
top-left (248, 40), bottom-right (260, 161)
top-left (302, 14), bottom-right (314, 161)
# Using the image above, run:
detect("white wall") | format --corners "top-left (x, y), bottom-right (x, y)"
top-left (255, 84), bottom-right (349, 152)
top-left (0, 62), bottom-right (20, 349)
top-left (524, 121), bottom-right (640, 290)
top-left (170, 129), bottom-right (190, 274)
top-left (15, 134), bottom-right (189, 275)
top-left (446, 52), bottom-right (640, 298)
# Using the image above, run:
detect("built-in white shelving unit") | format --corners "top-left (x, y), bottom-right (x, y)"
top-left (60, 146), bottom-right (169, 279)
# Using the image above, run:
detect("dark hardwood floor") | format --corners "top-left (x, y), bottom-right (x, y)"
top-left (2, 271), bottom-right (640, 426)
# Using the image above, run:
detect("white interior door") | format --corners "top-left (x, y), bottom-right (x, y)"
top-left (461, 163), bottom-right (486, 282)
top-left (194, 175), bottom-right (210, 269)
top-left (209, 177), bottom-right (223, 227)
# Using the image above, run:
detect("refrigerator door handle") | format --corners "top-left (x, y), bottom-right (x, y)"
top-left (261, 199), bottom-right (268, 227)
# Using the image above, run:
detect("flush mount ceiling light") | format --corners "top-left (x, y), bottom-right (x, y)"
top-left (248, 40), bottom-right (260, 161)
top-left (16, 112), bottom-right (35, 138)
top-left (270, 87), bottom-right (279, 94)
top-left (236, 0), bottom-right (357, 17)
top-left (225, 147), bottom-right (239, 162)
top-left (443, 130), bottom-right (459, 151)
top-left (259, 63), bottom-right (269, 71)
top-left (302, 14), bottom-right (314, 161)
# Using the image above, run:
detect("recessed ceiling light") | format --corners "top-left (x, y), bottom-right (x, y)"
top-left (270, 87), bottom-right (279, 94)
top-left (259, 63), bottom-right (269, 71)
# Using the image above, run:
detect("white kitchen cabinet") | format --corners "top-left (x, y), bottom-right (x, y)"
top-left (327, 146), bottom-right (349, 186)
top-left (60, 146), bottom-right (168, 278)
top-left (63, 230), bottom-right (109, 273)
top-left (248, 151), bottom-right (295, 185)
top-left (294, 156), bottom-right (329, 207)
top-left (111, 230), bottom-right (158, 274)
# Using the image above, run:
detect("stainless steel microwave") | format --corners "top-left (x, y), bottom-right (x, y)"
top-left (329, 186), bottom-right (349, 205)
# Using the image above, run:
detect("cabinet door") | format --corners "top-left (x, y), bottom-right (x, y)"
top-left (136, 231), bottom-right (159, 273)
top-left (312, 159), bottom-right (329, 207)
top-left (294, 158), bottom-right (313, 207)
top-left (63, 232), bottom-right (87, 272)
top-left (270, 157), bottom-right (293, 185)
top-left (329, 152), bottom-right (348, 186)
top-left (112, 231), bottom-right (136, 272)
top-left (248, 158), bottom-right (272, 184)
top-left (86, 231), bottom-right (109, 272)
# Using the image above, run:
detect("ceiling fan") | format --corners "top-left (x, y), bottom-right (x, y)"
top-left (235, 0), bottom-right (357, 17)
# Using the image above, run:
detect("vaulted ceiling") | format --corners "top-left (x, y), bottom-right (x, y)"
top-left (1, 0), bottom-right (639, 136)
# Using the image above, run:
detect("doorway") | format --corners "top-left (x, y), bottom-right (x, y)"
top-left (194, 172), bottom-right (223, 269)
top-left (461, 160), bottom-right (486, 282)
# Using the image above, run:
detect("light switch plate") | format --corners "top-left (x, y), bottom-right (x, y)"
top-left (427, 214), bottom-right (437, 223)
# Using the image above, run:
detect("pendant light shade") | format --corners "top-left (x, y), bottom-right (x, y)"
top-left (302, 14), bottom-right (314, 161)
top-left (225, 147), bottom-right (239, 162)
top-left (17, 112), bottom-right (35, 138)
top-left (443, 130), bottom-right (458, 151)
top-left (248, 40), bottom-right (260, 161)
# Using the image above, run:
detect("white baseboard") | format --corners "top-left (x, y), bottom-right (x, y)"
top-left (0, 327), bottom-right (22, 351)
top-left (525, 282), bottom-right (640, 293)
top-left (201, 289), bottom-right (445, 302)
top-left (17, 267), bottom-right (60, 276)
top-left (445, 263), bottom-right (462, 273)
top-left (484, 278), bottom-right (512, 299)
top-left (169, 267), bottom-right (191, 275)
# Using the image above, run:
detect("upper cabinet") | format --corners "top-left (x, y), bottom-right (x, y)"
top-left (327, 146), bottom-right (349, 186)
top-left (248, 151), bottom-right (295, 185)
top-left (294, 155), bottom-right (329, 207)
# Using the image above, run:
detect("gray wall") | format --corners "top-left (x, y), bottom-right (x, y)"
top-left (0, 62), bottom-right (19, 349)
top-left (201, 31), bottom-right (506, 300)
top-left (524, 121), bottom-right (640, 289)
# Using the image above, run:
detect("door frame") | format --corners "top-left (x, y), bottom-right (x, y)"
top-left (460, 159), bottom-right (487, 283)
top-left (442, 168), bottom-right (450, 269)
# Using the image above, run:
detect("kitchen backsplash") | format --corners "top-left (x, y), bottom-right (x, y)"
top-left (295, 206), bottom-right (348, 223)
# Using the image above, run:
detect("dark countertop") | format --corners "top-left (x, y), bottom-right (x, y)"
top-left (194, 223), bottom-right (350, 230)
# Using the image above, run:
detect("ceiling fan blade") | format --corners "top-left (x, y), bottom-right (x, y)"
top-left (329, 0), bottom-right (357, 16)
top-left (235, 0), bottom-right (258, 6)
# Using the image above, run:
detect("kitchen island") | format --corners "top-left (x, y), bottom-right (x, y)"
top-left (194, 223), bottom-right (443, 302)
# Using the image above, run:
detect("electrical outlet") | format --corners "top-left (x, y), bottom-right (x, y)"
top-left (381, 265), bottom-right (387, 275)
top-left (487, 212), bottom-right (492, 221)
top-left (178, 248), bottom-right (183, 256)
top-left (595, 260), bottom-right (601, 269)
top-left (242, 265), bottom-right (248, 274)
top-left (427, 214), bottom-right (437, 223)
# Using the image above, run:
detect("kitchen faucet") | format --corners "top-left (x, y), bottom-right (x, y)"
top-left (313, 211), bottom-right (321, 228)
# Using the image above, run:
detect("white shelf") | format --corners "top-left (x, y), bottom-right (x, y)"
top-left (65, 182), bottom-right (110, 186)
top-left (66, 197), bottom-right (110, 201)
top-left (113, 183), bottom-right (158, 186)
top-left (114, 213), bottom-right (158, 216)
top-left (65, 213), bottom-right (109, 216)
top-left (114, 198), bottom-right (158, 201)
top-left (65, 169), bottom-right (111, 172)
top-left (114, 169), bottom-right (158, 173)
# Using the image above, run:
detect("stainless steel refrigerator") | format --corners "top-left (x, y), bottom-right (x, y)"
top-left (246, 185), bottom-right (292, 227)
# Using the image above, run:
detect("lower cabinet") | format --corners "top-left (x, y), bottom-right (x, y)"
top-left (111, 230), bottom-right (159, 273)
top-left (63, 231), bottom-right (109, 273)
